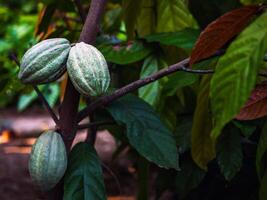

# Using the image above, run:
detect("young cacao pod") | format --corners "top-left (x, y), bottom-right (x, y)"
top-left (67, 42), bottom-right (110, 96)
top-left (19, 38), bottom-right (71, 84)
top-left (28, 131), bottom-right (67, 191)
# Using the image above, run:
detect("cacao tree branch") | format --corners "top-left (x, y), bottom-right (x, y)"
top-left (9, 53), bottom-right (60, 127)
top-left (51, 1), bottom-right (107, 199)
top-left (59, 0), bottom-right (107, 150)
top-left (77, 54), bottom-right (267, 122)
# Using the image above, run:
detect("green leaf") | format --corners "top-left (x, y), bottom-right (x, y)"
top-left (174, 115), bottom-right (192, 154)
top-left (136, 0), bottom-right (156, 37)
top-left (138, 55), bottom-right (166, 106)
top-left (210, 12), bottom-right (267, 140)
top-left (17, 90), bottom-right (37, 111)
top-left (256, 123), bottom-right (267, 179)
top-left (97, 40), bottom-right (152, 65)
top-left (156, 0), bottom-right (198, 33)
top-left (233, 120), bottom-right (256, 138)
top-left (144, 28), bottom-right (200, 50)
top-left (217, 124), bottom-right (243, 181)
top-left (64, 142), bottom-right (106, 200)
top-left (122, 0), bottom-right (143, 38)
top-left (240, 0), bottom-right (264, 5)
top-left (191, 76), bottom-right (216, 170)
top-left (163, 72), bottom-right (198, 96)
top-left (175, 156), bottom-right (206, 199)
top-left (107, 94), bottom-right (179, 170)
top-left (259, 171), bottom-right (267, 200)
top-left (43, 83), bottom-right (59, 108)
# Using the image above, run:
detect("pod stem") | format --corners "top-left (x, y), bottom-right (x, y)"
top-left (9, 53), bottom-right (60, 127)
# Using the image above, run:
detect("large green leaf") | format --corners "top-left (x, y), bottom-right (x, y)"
top-left (64, 142), bottom-right (106, 200)
top-left (217, 124), bottom-right (243, 181)
top-left (107, 94), bottom-right (179, 170)
top-left (138, 55), bottom-right (166, 107)
top-left (256, 123), bottom-right (267, 179)
top-left (97, 40), bottom-right (152, 65)
top-left (156, 0), bottom-right (198, 33)
top-left (191, 76), bottom-right (216, 170)
top-left (144, 29), bottom-right (200, 50)
top-left (175, 156), bottom-right (206, 199)
top-left (210, 12), bottom-right (267, 140)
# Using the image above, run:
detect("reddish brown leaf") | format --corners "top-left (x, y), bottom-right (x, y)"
top-left (189, 5), bottom-right (260, 66)
top-left (236, 81), bottom-right (267, 120)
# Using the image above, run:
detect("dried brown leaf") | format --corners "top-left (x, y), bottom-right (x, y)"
top-left (236, 81), bottom-right (267, 120)
top-left (189, 5), bottom-right (260, 66)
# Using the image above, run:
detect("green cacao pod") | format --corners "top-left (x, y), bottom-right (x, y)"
top-left (67, 42), bottom-right (110, 96)
top-left (29, 131), bottom-right (67, 191)
top-left (19, 38), bottom-right (71, 84)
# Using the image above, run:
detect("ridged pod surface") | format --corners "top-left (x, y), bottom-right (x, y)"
top-left (67, 42), bottom-right (110, 96)
top-left (29, 131), bottom-right (67, 191)
top-left (19, 38), bottom-right (71, 84)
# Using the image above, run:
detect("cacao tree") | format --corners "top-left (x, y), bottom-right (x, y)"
top-left (5, 0), bottom-right (267, 199)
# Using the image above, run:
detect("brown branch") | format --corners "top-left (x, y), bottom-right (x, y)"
top-left (59, 0), bottom-right (107, 150)
top-left (77, 53), bottom-right (267, 123)
top-left (9, 53), bottom-right (60, 127)
top-left (77, 58), bottom-right (190, 122)
top-left (51, 1), bottom-right (107, 199)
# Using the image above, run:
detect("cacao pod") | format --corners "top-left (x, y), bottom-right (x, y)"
top-left (28, 131), bottom-right (67, 191)
top-left (19, 38), bottom-right (71, 84)
top-left (67, 42), bottom-right (110, 96)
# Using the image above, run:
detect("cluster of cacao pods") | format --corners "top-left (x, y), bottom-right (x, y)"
top-left (19, 38), bottom-right (110, 96)
top-left (20, 38), bottom-right (111, 190)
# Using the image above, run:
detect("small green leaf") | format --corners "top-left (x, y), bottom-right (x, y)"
top-left (233, 121), bottom-right (256, 138)
top-left (144, 29), bottom-right (200, 50)
top-left (138, 55), bottom-right (166, 106)
top-left (43, 83), bottom-right (59, 108)
top-left (256, 123), bottom-right (267, 179)
top-left (64, 142), bottom-right (106, 200)
top-left (136, 0), bottom-right (156, 37)
top-left (97, 40), bottom-right (152, 65)
top-left (107, 94), bottom-right (179, 170)
top-left (156, 0), bottom-right (198, 33)
top-left (191, 76), bottom-right (216, 170)
top-left (122, 0), bottom-right (143, 38)
top-left (217, 124), bottom-right (243, 181)
top-left (210, 12), bottom-right (267, 140)
top-left (17, 90), bottom-right (37, 111)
